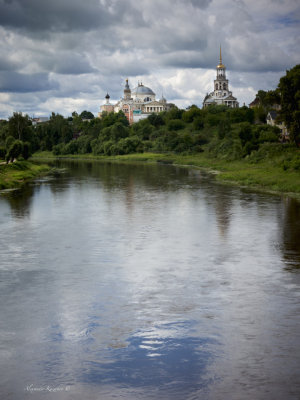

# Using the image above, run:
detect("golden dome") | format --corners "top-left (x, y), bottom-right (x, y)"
top-left (217, 63), bottom-right (225, 69)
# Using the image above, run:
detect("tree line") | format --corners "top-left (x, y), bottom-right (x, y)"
top-left (0, 64), bottom-right (299, 166)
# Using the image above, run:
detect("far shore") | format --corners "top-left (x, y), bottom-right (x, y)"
top-left (31, 151), bottom-right (300, 201)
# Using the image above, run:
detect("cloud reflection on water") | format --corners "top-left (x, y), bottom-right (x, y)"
top-left (0, 161), bottom-right (300, 400)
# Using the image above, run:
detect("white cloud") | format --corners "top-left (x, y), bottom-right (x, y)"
top-left (0, 0), bottom-right (299, 118)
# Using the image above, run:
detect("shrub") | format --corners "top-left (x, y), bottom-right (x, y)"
top-left (6, 140), bottom-right (23, 163)
top-left (118, 136), bottom-right (143, 154)
top-left (5, 135), bottom-right (15, 150)
top-left (182, 106), bottom-right (203, 123)
top-left (167, 119), bottom-right (185, 131)
top-left (193, 116), bottom-right (204, 130)
top-left (254, 125), bottom-right (280, 144)
top-left (0, 146), bottom-right (6, 159)
top-left (53, 143), bottom-right (65, 155)
top-left (22, 141), bottom-right (31, 160)
top-left (164, 107), bottom-right (184, 121)
top-left (110, 122), bottom-right (129, 141)
top-left (290, 156), bottom-right (300, 170)
top-left (243, 141), bottom-right (258, 156)
top-left (64, 140), bottom-right (78, 154)
top-left (217, 116), bottom-right (231, 140)
top-left (148, 113), bottom-right (165, 128)
top-left (103, 140), bottom-right (115, 156)
top-left (193, 133), bottom-right (208, 146)
top-left (229, 106), bottom-right (255, 124)
top-left (91, 139), bottom-right (104, 155)
top-left (76, 135), bottom-right (92, 154)
top-left (238, 122), bottom-right (253, 146)
top-left (205, 113), bottom-right (221, 127)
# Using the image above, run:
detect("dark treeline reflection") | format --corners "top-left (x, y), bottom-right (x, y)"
top-left (281, 197), bottom-right (300, 270)
top-left (53, 159), bottom-right (194, 192)
top-left (1, 184), bottom-right (35, 219)
top-left (1, 160), bottom-right (300, 271)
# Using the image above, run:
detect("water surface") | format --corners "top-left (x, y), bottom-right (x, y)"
top-left (0, 161), bottom-right (299, 399)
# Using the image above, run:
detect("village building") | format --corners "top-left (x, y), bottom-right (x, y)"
top-left (98, 80), bottom-right (171, 123)
top-left (31, 117), bottom-right (49, 126)
top-left (203, 47), bottom-right (239, 108)
top-left (266, 110), bottom-right (289, 141)
top-left (249, 97), bottom-right (261, 108)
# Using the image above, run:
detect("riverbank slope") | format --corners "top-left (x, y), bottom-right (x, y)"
top-left (32, 151), bottom-right (300, 200)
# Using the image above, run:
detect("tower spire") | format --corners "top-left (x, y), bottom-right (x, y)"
top-left (217, 44), bottom-right (225, 69)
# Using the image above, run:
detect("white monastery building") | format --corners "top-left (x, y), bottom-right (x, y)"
top-left (98, 80), bottom-right (172, 124)
top-left (203, 47), bottom-right (239, 108)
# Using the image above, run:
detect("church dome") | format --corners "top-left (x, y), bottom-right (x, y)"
top-left (132, 83), bottom-right (155, 96)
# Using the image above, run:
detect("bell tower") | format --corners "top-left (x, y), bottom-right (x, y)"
top-left (214, 46), bottom-right (229, 96)
top-left (203, 45), bottom-right (239, 108)
top-left (124, 79), bottom-right (131, 100)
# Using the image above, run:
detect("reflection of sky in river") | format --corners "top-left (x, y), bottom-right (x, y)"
top-left (42, 317), bottom-right (219, 399)
top-left (0, 162), bottom-right (300, 400)
top-left (81, 323), bottom-right (216, 392)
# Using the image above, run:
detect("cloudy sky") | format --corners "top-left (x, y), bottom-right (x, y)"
top-left (0, 0), bottom-right (299, 119)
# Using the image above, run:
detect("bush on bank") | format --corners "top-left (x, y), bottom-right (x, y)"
top-left (0, 161), bottom-right (50, 190)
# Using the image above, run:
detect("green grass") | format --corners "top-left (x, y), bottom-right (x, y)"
top-left (31, 151), bottom-right (300, 199)
top-left (0, 160), bottom-right (51, 190)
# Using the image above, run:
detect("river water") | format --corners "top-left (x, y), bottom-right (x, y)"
top-left (0, 160), bottom-right (299, 400)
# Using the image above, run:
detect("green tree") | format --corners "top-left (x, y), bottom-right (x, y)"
top-left (5, 135), bottom-right (15, 150)
top-left (278, 64), bottom-right (300, 146)
top-left (0, 146), bottom-right (6, 159)
top-left (76, 135), bottom-right (92, 154)
top-left (0, 120), bottom-right (9, 145)
top-left (164, 106), bottom-right (184, 121)
top-left (110, 122), bottom-right (129, 141)
top-left (101, 111), bottom-right (128, 128)
top-left (8, 112), bottom-right (32, 141)
top-left (229, 106), bottom-right (254, 124)
top-left (253, 106), bottom-right (267, 123)
top-left (22, 142), bottom-right (31, 160)
top-left (182, 106), bottom-right (203, 123)
top-left (218, 115), bottom-right (231, 139)
top-left (6, 140), bottom-right (23, 163)
top-left (85, 118), bottom-right (102, 138)
top-left (80, 110), bottom-right (94, 120)
top-left (49, 113), bottom-right (73, 146)
top-left (265, 89), bottom-right (281, 106)
top-left (256, 90), bottom-right (267, 107)
top-left (238, 122), bottom-right (253, 147)
top-left (193, 116), bottom-right (204, 130)
top-left (167, 119), bottom-right (185, 131)
top-left (148, 113), bottom-right (164, 127)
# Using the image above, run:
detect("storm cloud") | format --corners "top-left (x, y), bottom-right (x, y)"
top-left (0, 71), bottom-right (58, 92)
top-left (0, 0), bottom-right (299, 118)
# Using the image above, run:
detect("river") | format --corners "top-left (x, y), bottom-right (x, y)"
top-left (0, 160), bottom-right (299, 400)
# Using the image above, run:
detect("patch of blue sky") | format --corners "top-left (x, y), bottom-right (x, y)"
top-left (274, 14), bottom-right (300, 27)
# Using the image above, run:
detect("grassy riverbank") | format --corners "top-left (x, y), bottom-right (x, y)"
top-left (32, 150), bottom-right (300, 200)
top-left (0, 160), bottom-right (51, 190)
